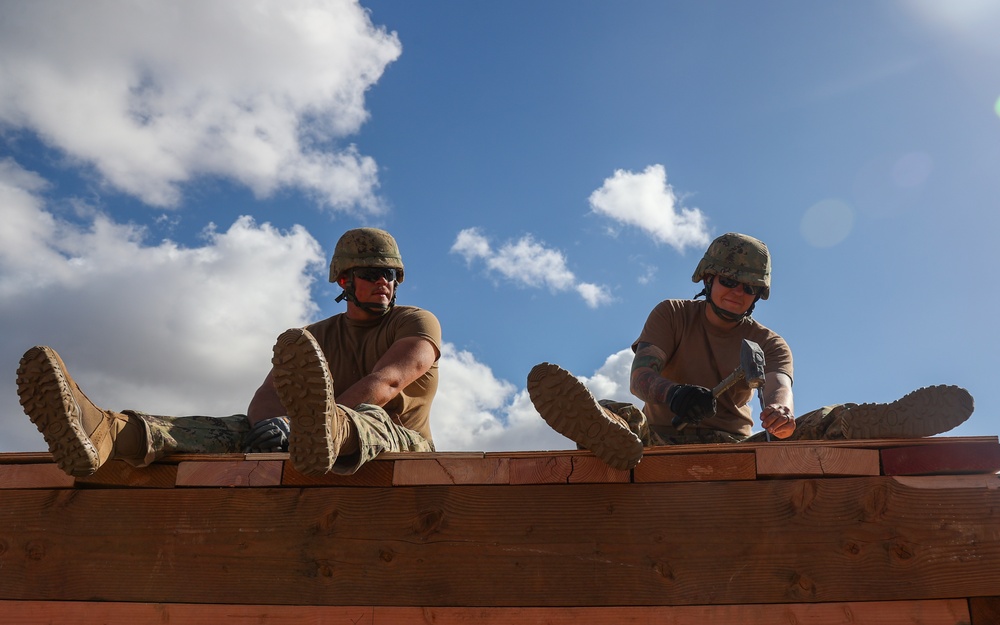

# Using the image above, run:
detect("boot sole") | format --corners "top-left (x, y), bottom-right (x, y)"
top-left (16, 346), bottom-right (100, 476)
top-left (844, 385), bottom-right (974, 439)
top-left (527, 362), bottom-right (643, 470)
top-left (271, 328), bottom-right (338, 475)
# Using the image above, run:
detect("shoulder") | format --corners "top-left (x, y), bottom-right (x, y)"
top-left (387, 306), bottom-right (442, 346)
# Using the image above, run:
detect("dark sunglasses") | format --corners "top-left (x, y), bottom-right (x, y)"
top-left (716, 275), bottom-right (759, 296)
top-left (353, 267), bottom-right (399, 282)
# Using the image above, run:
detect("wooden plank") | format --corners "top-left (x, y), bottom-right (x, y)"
top-left (882, 441), bottom-right (1000, 476)
top-left (756, 445), bottom-right (880, 477)
top-left (635, 452), bottom-right (755, 483)
top-left (75, 460), bottom-right (178, 488)
top-left (393, 456), bottom-right (510, 485)
top-left (970, 596), bottom-right (1000, 625)
top-left (0, 599), bottom-right (972, 624)
top-left (510, 456), bottom-right (574, 484)
top-left (176, 460), bottom-right (283, 487)
top-left (281, 459), bottom-right (395, 487)
top-left (0, 464), bottom-right (74, 489)
top-left (1, 476), bottom-right (998, 606)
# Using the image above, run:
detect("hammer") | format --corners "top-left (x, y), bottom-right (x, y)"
top-left (675, 339), bottom-right (766, 431)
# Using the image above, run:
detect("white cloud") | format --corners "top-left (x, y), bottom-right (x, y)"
top-left (450, 227), bottom-right (613, 308)
top-left (589, 164), bottom-right (711, 252)
top-left (0, 0), bottom-right (399, 212)
top-left (0, 167), bottom-right (636, 455)
top-left (0, 165), bottom-right (325, 452)
top-left (433, 346), bottom-right (641, 453)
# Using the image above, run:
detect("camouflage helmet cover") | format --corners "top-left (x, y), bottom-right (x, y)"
top-left (691, 232), bottom-right (771, 299)
top-left (329, 227), bottom-right (405, 284)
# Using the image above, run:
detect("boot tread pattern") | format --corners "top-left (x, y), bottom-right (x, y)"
top-left (845, 385), bottom-right (974, 439)
top-left (527, 362), bottom-right (643, 470)
top-left (16, 346), bottom-right (99, 476)
top-left (271, 329), bottom-right (337, 475)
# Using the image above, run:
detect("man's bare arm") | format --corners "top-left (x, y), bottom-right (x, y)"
top-left (630, 342), bottom-right (675, 405)
top-left (246, 370), bottom-right (285, 426)
top-left (336, 336), bottom-right (440, 409)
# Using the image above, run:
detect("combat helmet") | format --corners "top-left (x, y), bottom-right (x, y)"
top-left (692, 232), bottom-right (771, 299)
top-left (330, 228), bottom-right (404, 315)
top-left (692, 232), bottom-right (771, 322)
top-left (329, 227), bottom-right (405, 284)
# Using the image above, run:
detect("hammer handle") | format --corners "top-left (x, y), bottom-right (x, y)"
top-left (711, 366), bottom-right (743, 398)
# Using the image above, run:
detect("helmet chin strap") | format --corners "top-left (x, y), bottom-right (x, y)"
top-left (336, 277), bottom-right (396, 317)
top-left (695, 277), bottom-right (758, 322)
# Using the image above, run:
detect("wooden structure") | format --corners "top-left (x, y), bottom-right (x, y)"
top-left (1, 436), bottom-right (999, 624)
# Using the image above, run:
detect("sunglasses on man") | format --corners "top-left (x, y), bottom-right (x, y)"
top-left (716, 275), bottom-right (759, 296)
top-left (353, 267), bottom-right (399, 282)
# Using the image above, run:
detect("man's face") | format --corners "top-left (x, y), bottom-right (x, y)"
top-left (710, 275), bottom-right (758, 316)
top-left (350, 267), bottom-right (397, 308)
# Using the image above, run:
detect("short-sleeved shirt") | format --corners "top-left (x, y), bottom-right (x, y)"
top-left (632, 299), bottom-right (793, 437)
top-left (305, 305), bottom-right (441, 444)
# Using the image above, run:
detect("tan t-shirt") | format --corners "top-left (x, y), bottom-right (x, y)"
top-left (632, 299), bottom-right (793, 437)
top-left (305, 305), bottom-right (442, 444)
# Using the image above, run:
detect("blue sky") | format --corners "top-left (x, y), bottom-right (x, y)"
top-left (1, 0), bottom-right (997, 454)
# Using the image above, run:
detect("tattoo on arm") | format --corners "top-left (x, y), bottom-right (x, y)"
top-left (630, 343), bottom-right (673, 405)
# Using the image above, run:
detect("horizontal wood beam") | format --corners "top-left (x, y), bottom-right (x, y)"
top-left (1, 476), bottom-right (998, 607)
top-left (0, 598), bottom-right (974, 625)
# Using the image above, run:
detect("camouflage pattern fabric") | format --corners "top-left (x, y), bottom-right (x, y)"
top-left (330, 403), bottom-right (434, 475)
top-left (599, 400), bottom-right (743, 446)
top-left (743, 403), bottom-right (853, 443)
top-left (123, 404), bottom-right (433, 475)
top-left (600, 400), bottom-right (854, 447)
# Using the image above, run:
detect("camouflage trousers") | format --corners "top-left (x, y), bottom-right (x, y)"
top-left (599, 400), bottom-right (858, 446)
top-left (123, 404), bottom-right (433, 475)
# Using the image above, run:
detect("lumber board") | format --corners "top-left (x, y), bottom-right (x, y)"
top-left (970, 596), bottom-right (1000, 625)
top-left (1, 476), bottom-right (998, 607)
top-left (881, 441), bottom-right (1000, 475)
top-left (0, 463), bottom-right (74, 489)
top-left (175, 460), bottom-right (283, 487)
top-left (634, 452), bottom-right (756, 482)
top-left (75, 459), bottom-right (178, 488)
top-left (756, 446), bottom-right (880, 477)
top-left (0, 599), bottom-right (973, 625)
top-left (392, 456), bottom-right (511, 485)
top-left (281, 459), bottom-right (395, 487)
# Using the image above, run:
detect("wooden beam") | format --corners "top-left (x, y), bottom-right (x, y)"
top-left (756, 445), bottom-right (879, 477)
top-left (882, 441), bottom-right (1000, 476)
top-left (0, 598), bottom-right (972, 624)
top-left (1, 476), bottom-right (998, 607)
top-left (634, 452), bottom-right (755, 483)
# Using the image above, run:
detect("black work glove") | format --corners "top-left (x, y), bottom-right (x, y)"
top-left (243, 416), bottom-right (291, 453)
top-left (667, 384), bottom-right (716, 427)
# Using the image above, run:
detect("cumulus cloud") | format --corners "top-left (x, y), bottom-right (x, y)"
top-left (450, 227), bottom-right (613, 308)
top-left (433, 345), bottom-right (640, 452)
top-left (0, 0), bottom-right (399, 212)
top-left (0, 163), bottom-right (325, 452)
top-left (589, 164), bottom-right (711, 252)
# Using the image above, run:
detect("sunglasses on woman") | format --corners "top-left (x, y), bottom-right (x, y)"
top-left (716, 275), bottom-right (759, 296)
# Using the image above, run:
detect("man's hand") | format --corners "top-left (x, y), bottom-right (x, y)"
top-left (760, 403), bottom-right (795, 439)
top-left (243, 416), bottom-right (291, 453)
top-left (667, 384), bottom-right (717, 426)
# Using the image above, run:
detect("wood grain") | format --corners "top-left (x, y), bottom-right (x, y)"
top-left (1, 476), bottom-right (998, 607)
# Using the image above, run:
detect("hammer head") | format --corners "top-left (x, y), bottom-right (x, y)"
top-left (740, 339), bottom-right (766, 389)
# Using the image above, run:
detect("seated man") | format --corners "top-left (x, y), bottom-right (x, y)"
top-left (17, 227), bottom-right (442, 477)
top-left (528, 232), bottom-right (974, 470)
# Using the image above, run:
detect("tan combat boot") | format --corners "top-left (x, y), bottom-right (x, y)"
top-left (527, 362), bottom-right (644, 470)
top-left (16, 346), bottom-right (146, 477)
top-left (271, 328), bottom-right (352, 476)
top-left (842, 385), bottom-right (975, 439)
